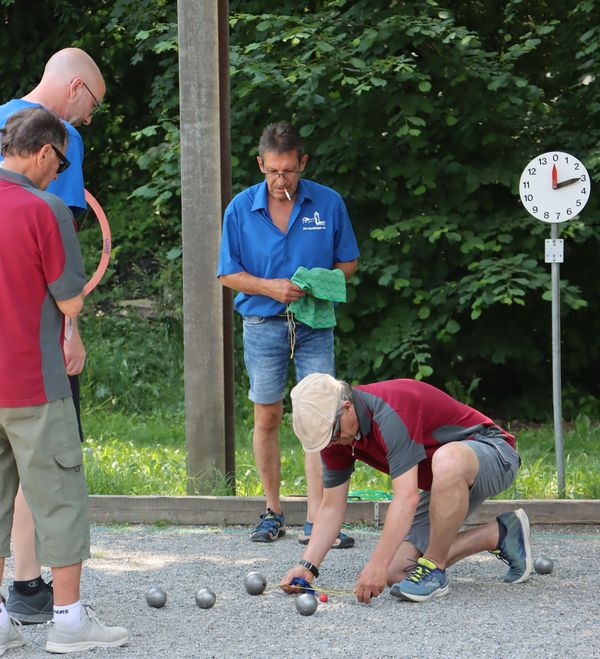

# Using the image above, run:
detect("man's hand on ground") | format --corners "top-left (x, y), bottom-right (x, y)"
top-left (280, 565), bottom-right (314, 593)
top-left (355, 561), bottom-right (387, 603)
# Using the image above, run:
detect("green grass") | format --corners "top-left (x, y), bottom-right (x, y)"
top-left (77, 309), bottom-right (600, 498)
top-left (81, 404), bottom-right (600, 499)
top-left (497, 420), bottom-right (600, 499)
top-left (82, 409), bottom-right (186, 495)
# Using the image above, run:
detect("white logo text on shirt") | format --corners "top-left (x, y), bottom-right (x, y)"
top-left (302, 211), bottom-right (326, 231)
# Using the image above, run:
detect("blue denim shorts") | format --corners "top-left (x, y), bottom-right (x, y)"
top-left (405, 428), bottom-right (520, 553)
top-left (242, 316), bottom-right (335, 404)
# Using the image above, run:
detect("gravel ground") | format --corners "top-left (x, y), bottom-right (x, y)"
top-left (4, 522), bottom-right (600, 658)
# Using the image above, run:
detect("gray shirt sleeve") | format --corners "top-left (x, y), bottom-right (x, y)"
top-left (370, 396), bottom-right (426, 480)
top-left (36, 190), bottom-right (86, 300)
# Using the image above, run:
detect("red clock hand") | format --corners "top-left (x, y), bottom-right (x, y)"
top-left (552, 164), bottom-right (558, 189)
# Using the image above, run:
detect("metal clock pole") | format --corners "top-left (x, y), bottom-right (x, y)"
top-left (521, 151), bottom-right (591, 500)
top-left (547, 224), bottom-right (565, 497)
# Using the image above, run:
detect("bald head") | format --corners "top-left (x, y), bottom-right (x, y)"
top-left (23, 48), bottom-right (106, 127)
top-left (42, 48), bottom-right (103, 87)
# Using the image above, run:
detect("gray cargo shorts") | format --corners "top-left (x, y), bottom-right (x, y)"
top-left (405, 427), bottom-right (520, 554)
top-left (0, 398), bottom-right (90, 566)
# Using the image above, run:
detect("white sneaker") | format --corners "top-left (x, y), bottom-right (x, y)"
top-left (0, 618), bottom-right (26, 656)
top-left (45, 606), bottom-right (128, 654)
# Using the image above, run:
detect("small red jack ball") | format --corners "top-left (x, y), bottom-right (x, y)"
top-left (319, 593), bottom-right (328, 603)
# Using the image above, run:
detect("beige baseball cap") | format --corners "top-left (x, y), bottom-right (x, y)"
top-left (291, 373), bottom-right (342, 453)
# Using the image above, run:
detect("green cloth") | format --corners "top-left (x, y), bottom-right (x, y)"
top-left (288, 266), bottom-right (347, 329)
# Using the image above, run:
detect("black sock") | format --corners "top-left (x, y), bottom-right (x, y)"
top-left (13, 577), bottom-right (43, 596)
top-left (496, 520), bottom-right (507, 549)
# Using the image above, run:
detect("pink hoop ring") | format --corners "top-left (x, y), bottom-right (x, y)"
top-left (83, 189), bottom-right (111, 295)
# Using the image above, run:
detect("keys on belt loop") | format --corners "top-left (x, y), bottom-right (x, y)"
top-left (285, 308), bottom-right (297, 359)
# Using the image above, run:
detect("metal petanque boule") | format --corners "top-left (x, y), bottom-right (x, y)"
top-left (145, 586), bottom-right (167, 608)
top-left (534, 554), bottom-right (554, 575)
top-left (195, 587), bottom-right (217, 609)
top-left (296, 593), bottom-right (318, 616)
top-left (244, 571), bottom-right (267, 595)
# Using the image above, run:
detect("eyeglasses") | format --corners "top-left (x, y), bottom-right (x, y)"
top-left (262, 168), bottom-right (300, 180)
top-left (81, 81), bottom-right (102, 114)
top-left (51, 145), bottom-right (70, 174)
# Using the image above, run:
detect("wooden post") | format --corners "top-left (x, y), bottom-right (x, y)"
top-left (178, 0), bottom-right (234, 493)
top-left (218, 0), bottom-right (235, 488)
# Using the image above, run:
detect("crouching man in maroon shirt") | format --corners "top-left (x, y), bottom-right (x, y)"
top-left (282, 373), bottom-right (531, 603)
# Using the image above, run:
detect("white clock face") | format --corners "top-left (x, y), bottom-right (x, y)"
top-left (519, 151), bottom-right (590, 223)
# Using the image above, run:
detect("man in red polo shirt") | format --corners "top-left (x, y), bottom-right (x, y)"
top-left (282, 373), bottom-right (531, 603)
top-left (0, 107), bottom-right (127, 654)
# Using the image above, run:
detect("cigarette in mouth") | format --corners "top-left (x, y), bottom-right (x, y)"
top-left (284, 189), bottom-right (291, 201)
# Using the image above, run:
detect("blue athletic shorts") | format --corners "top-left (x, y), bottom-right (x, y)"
top-left (242, 316), bottom-right (335, 404)
top-left (405, 428), bottom-right (521, 553)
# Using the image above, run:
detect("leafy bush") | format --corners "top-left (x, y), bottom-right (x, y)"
top-left (228, 0), bottom-right (600, 418)
top-left (1, 0), bottom-right (599, 420)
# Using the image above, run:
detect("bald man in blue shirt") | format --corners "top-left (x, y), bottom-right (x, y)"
top-left (218, 121), bottom-right (359, 546)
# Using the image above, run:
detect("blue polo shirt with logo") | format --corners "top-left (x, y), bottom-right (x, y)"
top-left (218, 178), bottom-right (359, 317)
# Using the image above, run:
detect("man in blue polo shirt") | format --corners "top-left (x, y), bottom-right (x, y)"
top-left (218, 121), bottom-right (359, 545)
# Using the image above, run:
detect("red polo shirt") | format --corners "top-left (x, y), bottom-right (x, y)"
top-left (321, 379), bottom-right (515, 491)
top-left (0, 169), bottom-right (85, 406)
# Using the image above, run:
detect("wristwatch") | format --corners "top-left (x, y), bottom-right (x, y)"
top-left (298, 559), bottom-right (319, 579)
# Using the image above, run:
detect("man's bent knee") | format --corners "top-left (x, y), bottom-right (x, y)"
top-left (431, 442), bottom-right (479, 486)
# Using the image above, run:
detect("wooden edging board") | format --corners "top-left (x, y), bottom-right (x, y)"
top-left (89, 496), bottom-right (600, 527)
